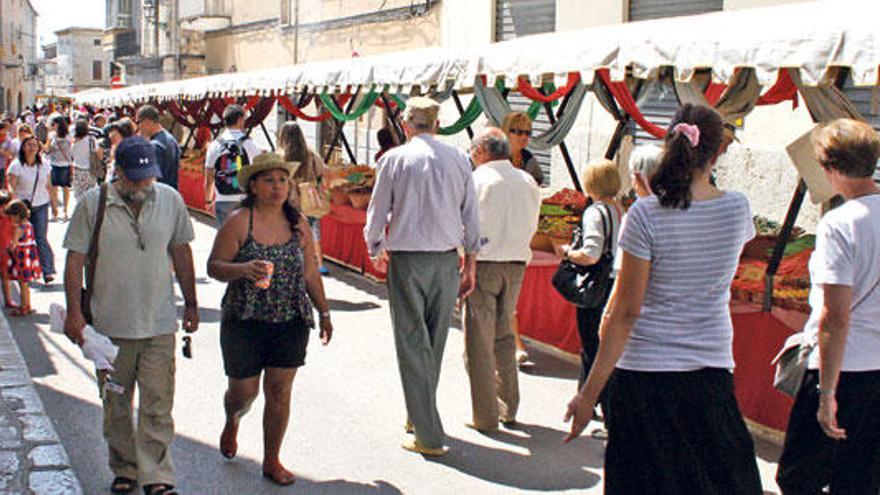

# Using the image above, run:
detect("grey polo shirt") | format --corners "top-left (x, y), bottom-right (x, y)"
top-left (63, 182), bottom-right (195, 339)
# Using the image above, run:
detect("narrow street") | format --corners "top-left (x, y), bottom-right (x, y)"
top-left (7, 206), bottom-right (782, 494)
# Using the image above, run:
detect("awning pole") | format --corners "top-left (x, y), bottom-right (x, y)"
top-left (451, 90), bottom-right (475, 140)
top-left (540, 86), bottom-right (582, 192)
top-left (762, 179), bottom-right (807, 312)
top-left (324, 91), bottom-right (359, 164)
top-left (181, 126), bottom-right (195, 150)
top-left (260, 121), bottom-right (276, 152)
top-left (604, 120), bottom-right (628, 160)
top-left (380, 93), bottom-right (406, 143)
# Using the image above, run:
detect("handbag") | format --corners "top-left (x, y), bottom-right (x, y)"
top-left (552, 203), bottom-right (616, 308)
top-left (771, 267), bottom-right (880, 397)
top-left (88, 136), bottom-right (103, 179)
top-left (81, 183), bottom-right (109, 325)
top-left (298, 181), bottom-right (330, 218)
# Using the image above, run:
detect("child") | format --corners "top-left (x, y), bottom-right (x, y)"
top-left (0, 192), bottom-right (14, 308)
top-left (5, 200), bottom-right (40, 316)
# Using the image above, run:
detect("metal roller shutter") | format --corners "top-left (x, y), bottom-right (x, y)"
top-left (842, 79), bottom-right (880, 182)
top-left (495, 0), bottom-right (555, 185)
top-left (629, 0), bottom-right (723, 22)
top-left (629, 77), bottom-right (680, 144)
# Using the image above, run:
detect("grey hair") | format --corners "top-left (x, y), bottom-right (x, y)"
top-left (473, 131), bottom-right (510, 161)
top-left (629, 144), bottom-right (663, 178)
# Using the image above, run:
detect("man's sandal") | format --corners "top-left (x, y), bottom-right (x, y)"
top-left (110, 476), bottom-right (136, 494)
top-left (143, 484), bottom-right (178, 495)
top-left (9, 307), bottom-right (34, 317)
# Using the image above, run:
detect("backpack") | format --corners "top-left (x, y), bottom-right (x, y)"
top-left (213, 136), bottom-right (250, 195)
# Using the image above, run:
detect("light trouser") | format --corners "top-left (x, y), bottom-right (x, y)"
top-left (387, 250), bottom-right (460, 450)
top-left (463, 261), bottom-right (526, 429)
top-left (98, 334), bottom-right (176, 486)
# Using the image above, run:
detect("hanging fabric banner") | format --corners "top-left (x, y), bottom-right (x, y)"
top-left (529, 82), bottom-right (589, 150)
top-left (474, 78), bottom-right (543, 126)
top-left (438, 96), bottom-right (483, 136)
top-left (597, 69), bottom-right (667, 139)
top-left (319, 89), bottom-right (380, 122)
top-left (517, 72), bottom-right (581, 103)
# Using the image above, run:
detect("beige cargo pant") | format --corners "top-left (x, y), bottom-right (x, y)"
top-left (97, 333), bottom-right (176, 486)
top-left (463, 261), bottom-right (526, 429)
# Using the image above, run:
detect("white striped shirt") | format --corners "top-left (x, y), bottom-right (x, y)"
top-left (617, 192), bottom-right (755, 371)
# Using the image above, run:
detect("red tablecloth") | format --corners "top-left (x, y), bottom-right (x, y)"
top-left (516, 251), bottom-right (581, 355)
top-left (320, 204), bottom-right (387, 281)
top-left (178, 156), bottom-right (214, 215)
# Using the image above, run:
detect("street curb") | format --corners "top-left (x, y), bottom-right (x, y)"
top-left (0, 312), bottom-right (83, 494)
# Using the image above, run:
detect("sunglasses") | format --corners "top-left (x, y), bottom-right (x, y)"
top-left (509, 129), bottom-right (532, 137)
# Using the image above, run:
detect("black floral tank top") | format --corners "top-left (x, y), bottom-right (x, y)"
top-left (221, 208), bottom-right (314, 327)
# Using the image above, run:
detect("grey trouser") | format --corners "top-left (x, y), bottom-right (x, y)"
top-left (387, 250), bottom-right (460, 450)
top-left (463, 261), bottom-right (526, 428)
top-left (98, 334), bottom-right (176, 486)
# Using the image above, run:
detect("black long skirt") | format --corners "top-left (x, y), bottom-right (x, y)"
top-left (604, 367), bottom-right (762, 495)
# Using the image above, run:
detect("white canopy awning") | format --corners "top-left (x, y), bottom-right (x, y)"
top-left (74, 0), bottom-right (879, 107)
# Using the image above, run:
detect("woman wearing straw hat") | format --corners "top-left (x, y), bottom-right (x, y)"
top-left (208, 152), bottom-right (333, 485)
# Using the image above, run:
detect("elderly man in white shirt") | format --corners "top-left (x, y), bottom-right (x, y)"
top-left (463, 127), bottom-right (541, 432)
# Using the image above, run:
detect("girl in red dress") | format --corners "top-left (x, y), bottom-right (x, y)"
top-left (5, 200), bottom-right (40, 316)
top-left (0, 192), bottom-right (15, 308)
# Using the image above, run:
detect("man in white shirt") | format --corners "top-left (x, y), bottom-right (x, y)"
top-left (463, 127), bottom-right (541, 432)
top-left (204, 104), bottom-right (262, 226)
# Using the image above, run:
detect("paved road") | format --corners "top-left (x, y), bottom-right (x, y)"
top-left (8, 203), bottom-right (783, 494)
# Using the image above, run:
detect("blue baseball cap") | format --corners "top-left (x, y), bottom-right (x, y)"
top-left (115, 136), bottom-right (163, 181)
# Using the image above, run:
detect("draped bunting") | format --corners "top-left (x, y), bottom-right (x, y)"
top-left (319, 90), bottom-right (380, 121)
top-left (474, 78), bottom-right (544, 126)
top-left (597, 69), bottom-right (668, 139)
top-left (277, 94), bottom-right (352, 122)
top-left (756, 69), bottom-right (799, 108)
top-left (244, 96), bottom-right (277, 129)
top-left (373, 94), bottom-right (407, 110)
top-left (437, 96), bottom-right (482, 136)
top-left (517, 72), bottom-right (581, 103)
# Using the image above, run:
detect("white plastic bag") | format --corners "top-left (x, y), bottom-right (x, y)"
top-left (48, 303), bottom-right (118, 371)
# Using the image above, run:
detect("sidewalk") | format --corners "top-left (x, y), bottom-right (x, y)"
top-left (0, 311), bottom-right (81, 494)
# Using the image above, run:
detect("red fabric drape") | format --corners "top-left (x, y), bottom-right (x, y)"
top-left (704, 83), bottom-right (728, 106)
top-left (164, 101), bottom-right (194, 128)
top-left (277, 94), bottom-right (352, 122)
top-left (517, 72), bottom-right (581, 103)
top-left (597, 69), bottom-right (668, 139)
top-left (243, 97), bottom-right (276, 129)
top-left (757, 69), bottom-right (799, 108)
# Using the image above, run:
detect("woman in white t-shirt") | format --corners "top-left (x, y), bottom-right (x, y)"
top-left (44, 116), bottom-right (74, 221)
top-left (7, 136), bottom-right (55, 283)
top-left (70, 119), bottom-right (98, 200)
top-left (776, 119), bottom-right (880, 494)
top-left (563, 104), bottom-right (761, 494)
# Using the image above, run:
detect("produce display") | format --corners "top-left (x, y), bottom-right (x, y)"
top-left (533, 188), bottom-right (588, 255)
top-left (326, 165), bottom-right (376, 209)
top-left (731, 222), bottom-right (814, 313)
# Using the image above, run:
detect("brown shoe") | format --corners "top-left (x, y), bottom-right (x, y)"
top-left (401, 438), bottom-right (447, 457)
top-left (465, 422), bottom-right (499, 433)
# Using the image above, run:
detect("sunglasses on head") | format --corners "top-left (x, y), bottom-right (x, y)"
top-left (509, 129), bottom-right (532, 137)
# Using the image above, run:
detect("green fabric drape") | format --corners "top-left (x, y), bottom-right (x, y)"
top-left (438, 96), bottom-right (483, 136)
top-left (319, 89), bottom-right (380, 121)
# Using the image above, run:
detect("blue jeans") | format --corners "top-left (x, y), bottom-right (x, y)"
top-left (214, 201), bottom-right (239, 228)
top-left (30, 203), bottom-right (54, 277)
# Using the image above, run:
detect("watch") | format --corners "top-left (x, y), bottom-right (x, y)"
top-left (319, 310), bottom-right (331, 320)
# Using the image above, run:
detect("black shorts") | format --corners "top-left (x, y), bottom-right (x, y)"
top-left (50, 165), bottom-right (72, 187)
top-left (220, 317), bottom-right (310, 379)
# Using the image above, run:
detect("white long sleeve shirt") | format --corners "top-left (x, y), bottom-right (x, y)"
top-left (472, 159), bottom-right (541, 262)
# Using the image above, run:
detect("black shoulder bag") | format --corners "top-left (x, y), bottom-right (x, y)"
top-left (552, 203), bottom-right (616, 308)
top-left (82, 183), bottom-right (109, 324)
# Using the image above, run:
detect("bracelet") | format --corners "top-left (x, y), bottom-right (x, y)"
top-left (816, 386), bottom-right (836, 395)
top-left (319, 310), bottom-right (331, 320)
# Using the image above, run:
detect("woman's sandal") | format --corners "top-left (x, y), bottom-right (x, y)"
top-left (4, 302), bottom-right (18, 310)
top-left (9, 307), bottom-right (34, 317)
top-left (143, 483), bottom-right (178, 495)
top-left (110, 476), bottom-right (136, 494)
top-left (219, 421), bottom-right (238, 459)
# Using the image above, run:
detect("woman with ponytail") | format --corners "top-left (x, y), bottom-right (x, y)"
top-left (563, 104), bottom-right (762, 494)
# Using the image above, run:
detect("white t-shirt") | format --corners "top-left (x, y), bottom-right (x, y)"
top-left (71, 137), bottom-right (94, 171)
top-left (806, 193), bottom-right (880, 371)
top-left (8, 159), bottom-right (52, 207)
top-left (204, 129), bottom-right (262, 203)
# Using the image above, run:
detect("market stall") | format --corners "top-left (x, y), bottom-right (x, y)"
top-left (73, 0), bottom-right (880, 438)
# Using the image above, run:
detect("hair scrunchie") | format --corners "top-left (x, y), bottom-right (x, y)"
top-left (672, 123), bottom-right (700, 147)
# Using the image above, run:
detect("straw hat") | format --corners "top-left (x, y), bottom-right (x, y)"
top-left (237, 152), bottom-right (300, 192)
top-left (404, 96), bottom-right (440, 126)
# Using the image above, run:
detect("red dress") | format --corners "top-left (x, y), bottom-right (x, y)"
top-left (0, 214), bottom-right (14, 270)
top-left (7, 223), bottom-right (41, 283)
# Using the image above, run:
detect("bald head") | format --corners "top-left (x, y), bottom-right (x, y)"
top-left (470, 127), bottom-right (510, 166)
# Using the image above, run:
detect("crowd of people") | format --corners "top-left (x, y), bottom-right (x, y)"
top-left (0, 96), bottom-right (872, 495)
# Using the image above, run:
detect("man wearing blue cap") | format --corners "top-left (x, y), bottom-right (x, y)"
top-left (62, 135), bottom-right (198, 495)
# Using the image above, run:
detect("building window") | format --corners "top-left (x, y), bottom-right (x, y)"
top-left (94, 39), bottom-right (101, 46)
top-left (628, 0), bottom-right (723, 22)
top-left (93, 60), bottom-right (102, 80)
